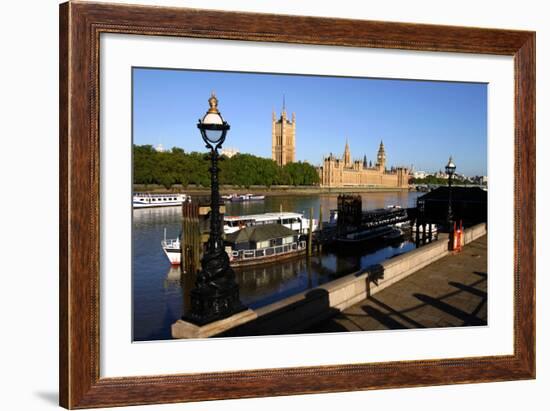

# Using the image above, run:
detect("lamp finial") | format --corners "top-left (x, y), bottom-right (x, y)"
top-left (208, 91), bottom-right (219, 114)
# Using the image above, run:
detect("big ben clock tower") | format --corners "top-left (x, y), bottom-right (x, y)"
top-left (376, 140), bottom-right (386, 172)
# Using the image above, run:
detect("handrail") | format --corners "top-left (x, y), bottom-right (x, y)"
top-left (230, 241), bottom-right (306, 261)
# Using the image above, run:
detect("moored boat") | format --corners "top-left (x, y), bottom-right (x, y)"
top-left (229, 193), bottom-right (266, 202)
top-left (225, 223), bottom-right (307, 267)
top-left (161, 229), bottom-right (182, 265)
top-left (224, 211), bottom-right (317, 235)
top-left (133, 192), bottom-right (190, 208)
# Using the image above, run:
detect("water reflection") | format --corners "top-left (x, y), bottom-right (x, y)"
top-left (133, 192), bottom-right (421, 341)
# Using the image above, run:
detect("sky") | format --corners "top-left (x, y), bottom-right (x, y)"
top-left (133, 68), bottom-right (487, 176)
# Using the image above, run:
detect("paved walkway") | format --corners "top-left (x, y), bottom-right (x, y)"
top-left (308, 235), bottom-right (487, 332)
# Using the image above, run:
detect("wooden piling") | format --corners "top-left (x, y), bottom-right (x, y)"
top-left (307, 207), bottom-right (313, 255)
top-left (415, 218), bottom-right (420, 247)
top-left (422, 221), bottom-right (426, 245)
top-left (181, 202), bottom-right (202, 277)
top-left (318, 206), bottom-right (323, 253)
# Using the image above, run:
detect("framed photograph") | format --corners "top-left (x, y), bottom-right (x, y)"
top-left (59, 1), bottom-right (535, 408)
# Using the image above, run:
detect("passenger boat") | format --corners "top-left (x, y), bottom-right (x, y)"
top-left (225, 224), bottom-right (307, 267)
top-left (228, 193), bottom-right (265, 202)
top-left (224, 211), bottom-right (317, 235)
top-left (133, 193), bottom-right (190, 208)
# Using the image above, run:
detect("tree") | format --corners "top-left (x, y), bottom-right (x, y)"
top-left (133, 145), bottom-right (320, 188)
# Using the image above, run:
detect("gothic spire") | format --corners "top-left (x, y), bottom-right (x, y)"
top-left (344, 138), bottom-right (351, 166)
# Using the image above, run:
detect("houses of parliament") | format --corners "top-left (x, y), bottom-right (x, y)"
top-left (271, 107), bottom-right (409, 189)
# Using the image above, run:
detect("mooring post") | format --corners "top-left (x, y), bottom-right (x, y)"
top-left (422, 221), bottom-right (426, 245)
top-left (181, 203), bottom-right (189, 275)
top-left (196, 204), bottom-right (201, 269)
top-left (415, 218), bottom-right (420, 247)
top-left (308, 207), bottom-right (313, 255)
top-left (318, 205), bottom-right (323, 253)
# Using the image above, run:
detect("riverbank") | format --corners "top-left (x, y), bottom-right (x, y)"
top-left (133, 184), bottom-right (411, 196)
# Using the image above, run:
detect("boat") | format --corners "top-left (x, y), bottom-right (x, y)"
top-left (247, 194), bottom-right (265, 201)
top-left (225, 224), bottom-right (307, 267)
top-left (133, 192), bottom-right (190, 208)
top-left (161, 228), bottom-right (182, 265)
top-left (328, 205), bottom-right (405, 227)
top-left (161, 211), bottom-right (318, 266)
top-left (229, 193), bottom-right (265, 202)
top-left (224, 211), bottom-right (318, 235)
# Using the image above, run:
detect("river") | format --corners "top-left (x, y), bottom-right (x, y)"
top-left (133, 191), bottom-right (423, 341)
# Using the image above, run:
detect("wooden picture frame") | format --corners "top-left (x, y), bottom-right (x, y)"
top-left (59, 1), bottom-right (535, 408)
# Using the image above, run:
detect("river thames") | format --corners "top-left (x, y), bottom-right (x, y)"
top-left (133, 191), bottom-right (423, 341)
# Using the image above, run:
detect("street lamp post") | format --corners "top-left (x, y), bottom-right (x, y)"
top-left (186, 93), bottom-right (244, 325)
top-left (445, 156), bottom-right (456, 232)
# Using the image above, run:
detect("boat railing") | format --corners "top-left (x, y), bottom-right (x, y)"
top-left (134, 193), bottom-right (188, 199)
top-left (230, 241), bottom-right (306, 261)
top-left (161, 238), bottom-right (180, 248)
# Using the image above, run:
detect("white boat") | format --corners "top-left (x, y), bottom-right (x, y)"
top-left (161, 228), bottom-right (182, 265)
top-left (133, 193), bottom-right (190, 208)
top-left (247, 194), bottom-right (265, 201)
top-left (230, 193), bottom-right (265, 202)
top-left (224, 211), bottom-right (317, 235)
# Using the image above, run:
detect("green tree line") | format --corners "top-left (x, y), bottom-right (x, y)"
top-left (134, 145), bottom-right (320, 188)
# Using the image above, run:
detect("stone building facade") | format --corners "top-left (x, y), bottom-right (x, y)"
top-left (318, 140), bottom-right (409, 188)
top-left (271, 109), bottom-right (296, 166)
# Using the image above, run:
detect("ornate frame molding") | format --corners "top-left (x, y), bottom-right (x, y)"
top-left (59, 1), bottom-right (535, 408)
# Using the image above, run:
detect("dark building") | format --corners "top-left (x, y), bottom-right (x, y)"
top-left (417, 187), bottom-right (487, 227)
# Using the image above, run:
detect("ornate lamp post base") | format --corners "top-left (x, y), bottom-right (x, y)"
top-left (185, 280), bottom-right (246, 326)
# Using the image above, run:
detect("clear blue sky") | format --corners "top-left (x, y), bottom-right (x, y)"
top-left (133, 67), bottom-right (487, 176)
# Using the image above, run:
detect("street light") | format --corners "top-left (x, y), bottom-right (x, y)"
top-left (445, 156), bottom-right (456, 230)
top-left (186, 93), bottom-right (244, 325)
